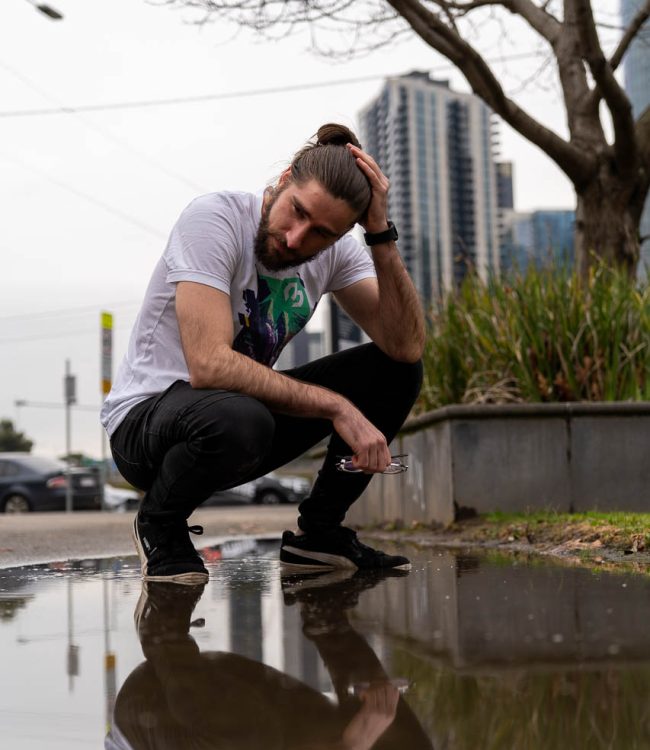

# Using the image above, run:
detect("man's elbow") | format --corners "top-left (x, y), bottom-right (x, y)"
top-left (187, 359), bottom-right (216, 389)
top-left (384, 339), bottom-right (425, 364)
top-left (393, 348), bottom-right (424, 364)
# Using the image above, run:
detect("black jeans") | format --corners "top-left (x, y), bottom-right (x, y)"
top-left (110, 343), bottom-right (422, 533)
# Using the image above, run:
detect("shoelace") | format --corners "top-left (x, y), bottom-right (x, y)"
top-left (164, 523), bottom-right (204, 558)
top-left (338, 527), bottom-right (385, 558)
top-left (325, 526), bottom-right (373, 553)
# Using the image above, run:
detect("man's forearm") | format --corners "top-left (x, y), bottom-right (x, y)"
top-left (189, 345), bottom-right (345, 419)
top-left (371, 242), bottom-right (425, 363)
top-left (176, 281), bottom-right (393, 471)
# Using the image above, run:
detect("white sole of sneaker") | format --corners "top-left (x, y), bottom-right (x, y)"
top-left (132, 519), bottom-right (209, 585)
top-left (280, 568), bottom-right (357, 588)
top-left (281, 551), bottom-right (412, 573)
top-left (133, 585), bottom-right (149, 630)
top-left (280, 561), bottom-right (337, 573)
top-left (280, 545), bottom-right (358, 570)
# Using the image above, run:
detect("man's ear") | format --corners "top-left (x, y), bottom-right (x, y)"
top-left (277, 167), bottom-right (292, 187)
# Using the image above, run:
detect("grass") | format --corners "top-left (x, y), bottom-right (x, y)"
top-left (367, 510), bottom-right (650, 573)
top-left (486, 510), bottom-right (650, 533)
top-left (454, 511), bottom-right (650, 558)
top-left (417, 262), bottom-right (650, 412)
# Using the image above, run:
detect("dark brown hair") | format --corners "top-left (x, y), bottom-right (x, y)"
top-left (289, 123), bottom-right (372, 220)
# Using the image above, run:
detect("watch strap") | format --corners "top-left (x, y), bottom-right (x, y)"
top-left (364, 221), bottom-right (398, 246)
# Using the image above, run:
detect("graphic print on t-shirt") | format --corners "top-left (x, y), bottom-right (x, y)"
top-left (233, 274), bottom-right (311, 366)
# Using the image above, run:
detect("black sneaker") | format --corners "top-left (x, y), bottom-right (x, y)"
top-left (132, 514), bottom-right (209, 585)
top-left (281, 567), bottom-right (409, 607)
top-left (279, 527), bottom-right (411, 572)
top-left (134, 580), bottom-right (206, 644)
top-left (282, 568), bottom-right (409, 636)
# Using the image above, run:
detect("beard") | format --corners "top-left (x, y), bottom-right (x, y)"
top-left (254, 185), bottom-right (328, 272)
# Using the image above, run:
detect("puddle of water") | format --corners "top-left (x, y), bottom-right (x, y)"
top-left (2, 542), bottom-right (650, 749)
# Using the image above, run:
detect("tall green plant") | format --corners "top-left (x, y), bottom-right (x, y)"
top-left (418, 263), bottom-right (650, 412)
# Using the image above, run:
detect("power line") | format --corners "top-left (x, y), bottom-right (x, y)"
top-left (0, 323), bottom-right (133, 346)
top-left (0, 59), bottom-right (209, 193)
top-left (0, 150), bottom-right (168, 239)
top-left (0, 73), bottom-right (387, 117)
top-left (14, 400), bottom-right (99, 412)
top-left (0, 300), bottom-right (141, 323)
top-left (0, 52), bottom-right (547, 119)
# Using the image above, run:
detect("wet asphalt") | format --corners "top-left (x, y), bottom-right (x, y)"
top-left (0, 505), bottom-right (297, 568)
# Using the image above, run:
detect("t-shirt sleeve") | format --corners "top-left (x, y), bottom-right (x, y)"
top-left (326, 233), bottom-right (377, 292)
top-left (164, 195), bottom-right (240, 294)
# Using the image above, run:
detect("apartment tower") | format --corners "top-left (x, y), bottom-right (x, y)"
top-left (622, 0), bottom-right (650, 277)
top-left (359, 71), bottom-right (500, 305)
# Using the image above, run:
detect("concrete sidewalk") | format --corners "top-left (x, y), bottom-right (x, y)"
top-left (0, 505), bottom-right (297, 568)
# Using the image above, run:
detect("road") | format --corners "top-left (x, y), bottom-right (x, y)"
top-left (0, 505), bottom-right (297, 568)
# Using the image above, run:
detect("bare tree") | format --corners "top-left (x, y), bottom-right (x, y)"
top-left (168, 0), bottom-right (650, 275)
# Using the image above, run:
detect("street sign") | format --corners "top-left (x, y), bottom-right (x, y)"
top-left (101, 312), bottom-right (113, 395)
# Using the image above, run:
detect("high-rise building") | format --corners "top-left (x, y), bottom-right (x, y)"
top-left (496, 161), bottom-right (516, 272)
top-left (501, 209), bottom-right (575, 272)
top-left (496, 162), bottom-right (514, 211)
top-left (622, 0), bottom-right (650, 278)
top-left (359, 71), bottom-right (500, 304)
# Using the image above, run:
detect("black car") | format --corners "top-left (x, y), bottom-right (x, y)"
top-left (253, 473), bottom-right (311, 505)
top-left (0, 453), bottom-right (102, 513)
top-left (206, 472), bottom-right (311, 506)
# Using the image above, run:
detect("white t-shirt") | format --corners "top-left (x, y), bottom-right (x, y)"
top-left (100, 190), bottom-right (376, 437)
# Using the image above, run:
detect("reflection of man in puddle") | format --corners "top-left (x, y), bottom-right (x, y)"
top-left (106, 572), bottom-right (432, 750)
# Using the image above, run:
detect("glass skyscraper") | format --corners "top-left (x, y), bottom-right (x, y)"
top-left (622, 0), bottom-right (650, 278)
top-left (359, 71), bottom-right (500, 304)
top-left (501, 210), bottom-right (575, 272)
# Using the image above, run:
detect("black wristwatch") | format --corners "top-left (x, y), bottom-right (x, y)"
top-left (364, 221), bottom-right (398, 246)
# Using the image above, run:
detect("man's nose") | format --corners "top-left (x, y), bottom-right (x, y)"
top-left (285, 220), bottom-right (309, 250)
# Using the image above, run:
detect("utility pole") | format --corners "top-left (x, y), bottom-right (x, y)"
top-left (64, 360), bottom-right (76, 513)
top-left (100, 312), bottom-right (113, 510)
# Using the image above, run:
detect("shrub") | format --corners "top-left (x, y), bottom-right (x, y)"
top-left (417, 263), bottom-right (650, 412)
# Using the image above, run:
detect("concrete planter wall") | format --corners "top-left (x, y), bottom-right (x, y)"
top-left (354, 549), bottom-right (650, 669)
top-left (348, 402), bottom-right (650, 527)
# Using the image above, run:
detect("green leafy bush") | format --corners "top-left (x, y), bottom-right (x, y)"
top-left (418, 263), bottom-right (650, 411)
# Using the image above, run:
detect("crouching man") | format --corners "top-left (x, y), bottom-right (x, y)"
top-left (100, 123), bottom-right (425, 584)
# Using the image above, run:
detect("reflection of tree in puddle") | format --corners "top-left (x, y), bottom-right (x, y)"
top-left (108, 571), bottom-right (432, 750)
top-left (0, 594), bottom-right (33, 621)
top-left (393, 649), bottom-right (650, 749)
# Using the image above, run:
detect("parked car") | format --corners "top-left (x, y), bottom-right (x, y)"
top-left (0, 453), bottom-right (102, 513)
top-left (206, 472), bottom-right (311, 506)
top-left (103, 484), bottom-right (141, 512)
top-left (253, 473), bottom-right (311, 505)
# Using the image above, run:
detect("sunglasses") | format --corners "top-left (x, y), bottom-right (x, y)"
top-left (335, 454), bottom-right (408, 475)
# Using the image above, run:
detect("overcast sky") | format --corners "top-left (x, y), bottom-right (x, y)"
top-left (0, 0), bottom-right (622, 458)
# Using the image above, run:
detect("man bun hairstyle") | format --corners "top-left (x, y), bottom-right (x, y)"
top-left (315, 122), bottom-right (361, 148)
top-left (290, 123), bottom-right (372, 220)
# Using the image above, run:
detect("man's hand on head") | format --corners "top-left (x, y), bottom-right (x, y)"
top-left (346, 144), bottom-right (390, 234)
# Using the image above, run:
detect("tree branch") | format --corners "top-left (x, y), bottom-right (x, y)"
top-left (433, 0), bottom-right (561, 39)
top-left (572, 0), bottom-right (637, 175)
top-left (507, 0), bottom-right (561, 42)
top-left (387, 0), bottom-right (590, 183)
top-left (610, 0), bottom-right (650, 71)
top-left (638, 105), bottom-right (650, 181)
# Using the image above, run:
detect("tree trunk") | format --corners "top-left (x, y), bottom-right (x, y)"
top-left (574, 169), bottom-right (645, 277)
